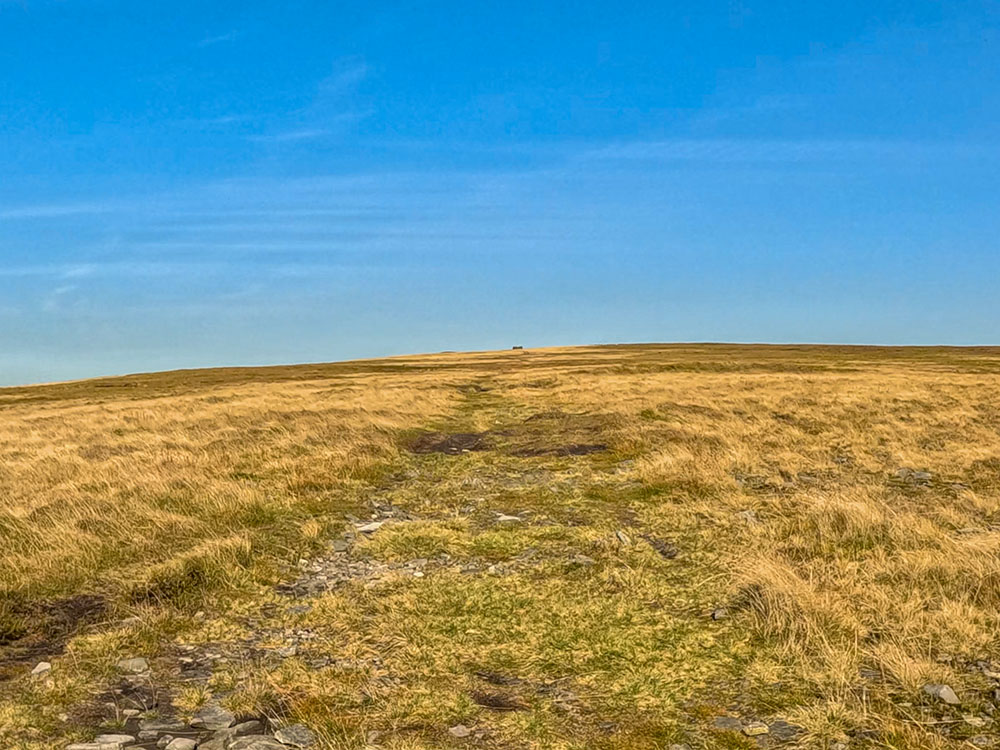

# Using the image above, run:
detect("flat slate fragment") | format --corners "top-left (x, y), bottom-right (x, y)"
top-left (712, 716), bottom-right (743, 732)
top-left (192, 702), bottom-right (236, 729)
top-left (274, 724), bottom-right (317, 748)
top-left (229, 737), bottom-right (288, 750)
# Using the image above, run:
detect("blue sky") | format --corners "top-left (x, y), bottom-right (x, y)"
top-left (2, 1), bottom-right (999, 385)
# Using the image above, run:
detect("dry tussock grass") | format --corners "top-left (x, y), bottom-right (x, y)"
top-left (0, 374), bottom-right (455, 617)
top-left (501, 356), bottom-right (1000, 740)
top-left (2, 345), bottom-right (999, 749)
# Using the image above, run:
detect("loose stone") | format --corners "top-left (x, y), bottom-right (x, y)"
top-left (768, 719), bottom-right (802, 741)
top-left (923, 683), bottom-right (961, 705)
top-left (274, 724), bottom-right (317, 747)
top-left (229, 737), bottom-right (287, 750)
top-left (192, 702), bottom-right (236, 730)
top-left (116, 657), bottom-right (149, 673)
top-left (712, 716), bottom-right (743, 732)
top-left (233, 720), bottom-right (265, 736)
top-left (31, 661), bottom-right (51, 676)
top-left (140, 720), bottom-right (188, 732)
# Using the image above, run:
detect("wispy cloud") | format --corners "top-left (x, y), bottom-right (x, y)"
top-left (198, 30), bottom-right (240, 48)
top-left (244, 57), bottom-right (372, 144)
top-left (41, 283), bottom-right (78, 313)
top-left (0, 202), bottom-right (116, 220)
top-left (580, 138), bottom-right (1000, 163)
top-left (246, 128), bottom-right (332, 143)
top-left (317, 58), bottom-right (369, 95)
top-left (199, 114), bottom-right (253, 126)
top-left (245, 111), bottom-right (371, 144)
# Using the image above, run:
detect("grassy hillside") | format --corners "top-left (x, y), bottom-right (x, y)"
top-left (2, 344), bottom-right (1000, 749)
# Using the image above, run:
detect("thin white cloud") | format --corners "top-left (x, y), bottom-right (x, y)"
top-left (317, 59), bottom-right (369, 95)
top-left (246, 111), bottom-right (371, 143)
top-left (198, 30), bottom-right (240, 48)
top-left (580, 138), bottom-right (1000, 163)
top-left (0, 261), bottom-right (222, 279)
top-left (0, 202), bottom-right (115, 220)
top-left (246, 128), bottom-right (332, 143)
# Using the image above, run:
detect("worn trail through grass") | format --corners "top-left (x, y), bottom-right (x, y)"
top-left (247, 381), bottom-right (748, 748)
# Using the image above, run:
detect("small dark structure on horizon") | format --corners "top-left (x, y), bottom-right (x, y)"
top-left (512, 346), bottom-right (524, 350)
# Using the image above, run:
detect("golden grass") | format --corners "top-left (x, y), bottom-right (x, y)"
top-left (2, 345), bottom-right (1000, 749)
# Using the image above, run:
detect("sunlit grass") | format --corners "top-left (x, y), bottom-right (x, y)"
top-left (2, 344), bottom-right (999, 748)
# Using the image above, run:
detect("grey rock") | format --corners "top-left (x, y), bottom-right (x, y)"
top-left (448, 724), bottom-right (472, 738)
top-left (31, 661), bottom-right (52, 676)
top-left (743, 721), bottom-right (769, 736)
top-left (192, 703), bottom-right (235, 730)
top-left (140, 720), bottom-right (188, 732)
top-left (713, 716), bottom-right (743, 732)
top-left (895, 468), bottom-right (933, 485)
top-left (971, 736), bottom-right (996, 747)
top-left (711, 608), bottom-right (728, 621)
top-left (229, 737), bottom-right (288, 750)
top-left (356, 521), bottom-right (383, 534)
top-left (117, 657), bottom-right (149, 673)
top-left (196, 735), bottom-right (226, 750)
top-left (331, 539), bottom-right (349, 552)
top-left (95, 737), bottom-right (134, 746)
top-left (233, 721), bottom-right (265, 737)
top-left (496, 514), bottom-right (522, 523)
top-left (736, 509), bottom-right (759, 524)
top-left (615, 530), bottom-right (632, 545)
top-left (641, 534), bottom-right (679, 559)
top-left (156, 737), bottom-right (174, 749)
top-left (274, 724), bottom-right (317, 747)
top-left (139, 730), bottom-right (160, 741)
top-left (165, 740), bottom-right (198, 750)
top-left (924, 683), bottom-right (961, 705)
top-left (768, 719), bottom-right (803, 741)
top-left (276, 645), bottom-right (298, 658)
